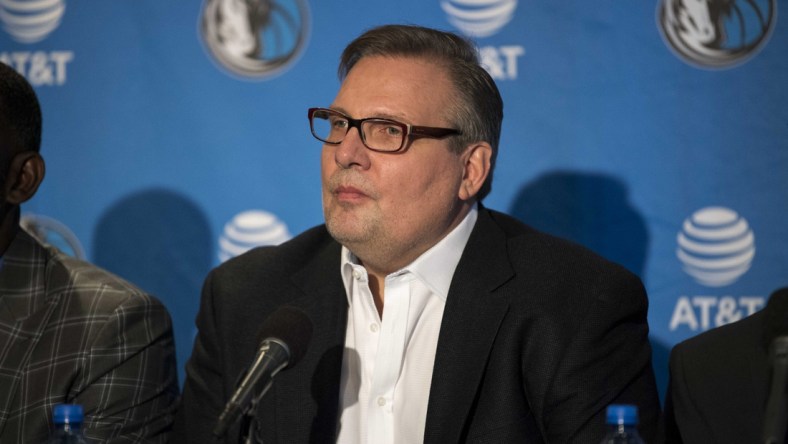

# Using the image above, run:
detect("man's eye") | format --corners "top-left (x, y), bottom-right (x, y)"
top-left (383, 125), bottom-right (403, 136)
top-left (330, 119), bottom-right (349, 129)
top-left (367, 122), bottom-right (402, 137)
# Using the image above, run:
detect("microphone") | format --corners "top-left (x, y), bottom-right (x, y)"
top-left (213, 306), bottom-right (313, 438)
top-left (763, 287), bottom-right (788, 444)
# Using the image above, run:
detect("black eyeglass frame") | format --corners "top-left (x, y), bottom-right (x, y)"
top-left (308, 107), bottom-right (462, 153)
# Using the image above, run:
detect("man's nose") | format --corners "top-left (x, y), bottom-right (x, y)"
top-left (334, 127), bottom-right (371, 170)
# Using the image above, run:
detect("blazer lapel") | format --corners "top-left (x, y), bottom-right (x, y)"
top-left (281, 237), bottom-right (347, 442)
top-left (424, 209), bottom-right (514, 444)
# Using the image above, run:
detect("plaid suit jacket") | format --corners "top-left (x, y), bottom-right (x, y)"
top-left (0, 228), bottom-right (179, 443)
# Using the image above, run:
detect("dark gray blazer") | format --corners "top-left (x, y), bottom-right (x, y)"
top-left (0, 229), bottom-right (179, 443)
top-left (175, 208), bottom-right (661, 443)
top-left (665, 309), bottom-right (771, 444)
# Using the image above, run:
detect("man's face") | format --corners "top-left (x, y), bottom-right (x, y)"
top-left (321, 55), bottom-right (471, 274)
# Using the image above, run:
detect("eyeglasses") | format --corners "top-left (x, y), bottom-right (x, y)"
top-left (308, 107), bottom-right (462, 153)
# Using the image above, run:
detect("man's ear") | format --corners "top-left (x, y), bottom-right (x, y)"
top-left (458, 142), bottom-right (492, 201)
top-left (3, 151), bottom-right (45, 205)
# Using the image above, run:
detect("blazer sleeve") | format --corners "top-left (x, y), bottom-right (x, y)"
top-left (542, 271), bottom-right (662, 443)
top-left (75, 291), bottom-right (179, 443)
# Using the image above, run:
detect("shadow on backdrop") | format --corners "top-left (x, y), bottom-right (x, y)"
top-left (509, 170), bottom-right (670, 404)
top-left (93, 188), bottom-right (212, 387)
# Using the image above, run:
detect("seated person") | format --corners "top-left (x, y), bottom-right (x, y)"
top-left (665, 287), bottom-right (788, 443)
top-left (174, 24), bottom-right (661, 443)
top-left (0, 62), bottom-right (179, 442)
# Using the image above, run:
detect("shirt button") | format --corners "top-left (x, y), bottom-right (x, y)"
top-left (370, 323), bottom-right (379, 333)
top-left (352, 270), bottom-right (362, 280)
top-left (377, 397), bottom-right (386, 407)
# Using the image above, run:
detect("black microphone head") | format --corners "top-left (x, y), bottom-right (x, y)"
top-left (257, 306), bottom-right (313, 368)
top-left (764, 287), bottom-right (788, 349)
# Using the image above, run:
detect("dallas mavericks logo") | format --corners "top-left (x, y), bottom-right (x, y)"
top-left (0, 0), bottom-right (66, 43)
top-left (200, 0), bottom-right (309, 79)
top-left (20, 213), bottom-right (86, 259)
top-left (441, 0), bottom-right (517, 38)
top-left (658, 0), bottom-right (777, 68)
top-left (676, 207), bottom-right (755, 287)
top-left (218, 210), bottom-right (291, 262)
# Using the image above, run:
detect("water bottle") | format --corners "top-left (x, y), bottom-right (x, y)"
top-left (599, 404), bottom-right (645, 444)
top-left (48, 404), bottom-right (87, 443)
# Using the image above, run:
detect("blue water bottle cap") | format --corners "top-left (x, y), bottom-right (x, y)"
top-left (606, 404), bottom-right (638, 426)
top-left (53, 404), bottom-right (84, 425)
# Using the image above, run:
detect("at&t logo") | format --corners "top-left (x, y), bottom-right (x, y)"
top-left (669, 295), bottom-right (764, 331)
top-left (676, 206), bottom-right (755, 287)
top-left (658, 0), bottom-right (777, 68)
top-left (669, 206), bottom-right (764, 332)
top-left (441, 0), bottom-right (524, 80)
top-left (0, 0), bottom-right (74, 86)
top-left (200, 0), bottom-right (310, 80)
top-left (218, 210), bottom-right (291, 262)
top-left (1, 0), bottom-right (65, 43)
top-left (441, 0), bottom-right (517, 38)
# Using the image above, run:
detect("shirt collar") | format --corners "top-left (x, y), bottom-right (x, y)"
top-left (340, 204), bottom-right (478, 302)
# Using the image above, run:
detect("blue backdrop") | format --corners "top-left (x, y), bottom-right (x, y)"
top-left (3, 0), bottom-right (786, 402)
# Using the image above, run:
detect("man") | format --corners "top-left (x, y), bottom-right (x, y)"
top-left (664, 287), bottom-right (788, 443)
top-left (0, 62), bottom-right (179, 442)
top-left (175, 25), bottom-right (661, 443)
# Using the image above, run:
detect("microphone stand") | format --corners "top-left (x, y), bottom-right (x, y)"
top-left (764, 337), bottom-right (788, 444)
top-left (239, 409), bottom-right (257, 444)
top-left (238, 379), bottom-right (275, 444)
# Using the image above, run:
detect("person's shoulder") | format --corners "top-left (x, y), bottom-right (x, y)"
top-left (669, 310), bottom-right (769, 406)
top-left (46, 246), bottom-right (143, 295)
top-left (44, 244), bottom-right (166, 312)
top-left (213, 224), bottom-right (335, 277)
top-left (484, 208), bottom-right (607, 257)
top-left (484, 208), bottom-right (637, 281)
top-left (674, 310), bottom-right (765, 357)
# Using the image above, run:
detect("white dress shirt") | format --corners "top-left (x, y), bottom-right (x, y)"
top-left (336, 206), bottom-right (478, 444)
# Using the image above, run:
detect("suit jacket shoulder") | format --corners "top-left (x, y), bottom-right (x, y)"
top-left (486, 209), bottom-right (639, 283)
top-left (212, 224), bottom-right (337, 290)
top-left (665, 311), bottom-right (768, 444)
top-left (0, 229), bottom-right (179, 443)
